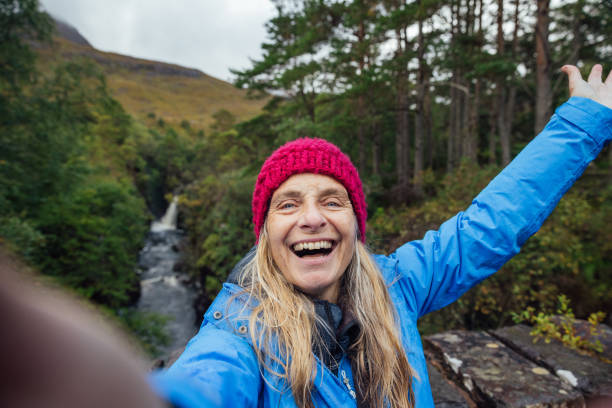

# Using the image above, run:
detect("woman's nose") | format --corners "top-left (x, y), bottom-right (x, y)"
top-left (298, 202), bottom-right (326, 230)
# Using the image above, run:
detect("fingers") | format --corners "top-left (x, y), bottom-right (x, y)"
top-left (587, 64), bottom-right (603, 84)
top-left (561, 65), bottom-right (581, 95)
top-left (605, 68), bottom-right (612, 86)
top-left (561, 65), bottom-right (580, 78)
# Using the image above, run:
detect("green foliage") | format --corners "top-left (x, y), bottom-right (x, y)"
top-left (34, 181), bottom-right (147, 307)
top-left (512, 295), bottom-right (606, 357)
top-left (119, 309), bottom-right (171, 357)
top-left (0, 0), bottom-right (52, 91)
top-left (178, 108), bottom-right (283, 300)
top-left (211, 109), bottom-right (236, 132)
top-left (1, 4), bottom-right (150, 316)
top-left (120, 120), bottom-right (205, 217)
top-left (369, 161), bottom-right (498, 252)
top-left (180, 119), bottom-right (190, 130)
top-left (183, 172), bottom-right (256, 296)
top-left (0, 215), bottom-right (44, 262)
top-left (0, 62), bottom-right (97, 217)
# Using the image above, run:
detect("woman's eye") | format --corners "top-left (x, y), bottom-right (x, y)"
top-left (325, 201), bottom-right (340, 207)
top-left (280, 202), bottom-right (296, 209)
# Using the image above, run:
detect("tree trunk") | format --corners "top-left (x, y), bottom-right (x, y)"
top-left (372, 121), bottom-right (380, 177)
top-left (357, 95), bottom-right (367, 174)
top-left (396, 91), bottom-right (410, 191)
top-left (496, 0), bottom-right (508, 165)
top-left (496, 0), bottom-right (520, 166)
top-left (462, 0), bottom-right (481, 163)
top-left (448, 82), bottom-right (457, 172)
top-left (395, 26), bottom-right (411, 198)
top-left (424, 67), bottom-right (434, 169)
top-left (464, 78), bottom-right (479, 162)
top-left (460, 78), bottom-right (469, 160)
top-left (489, 95), bottom-right (497, 165)
top-left (356, 19), bottom-right (368, 174)
top-left (414, 14), bottom-right (425, 195)
top-left (535, 0), bottom-right (552, 134)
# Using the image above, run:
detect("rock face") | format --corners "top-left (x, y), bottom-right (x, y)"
top-left (50, 17), bottom-right (204, 79)
top-left (52, 17), bottom-right (92, 47)
top-left (70, 50), bottom-right (205, 78)
top-left (425, 331), bottom-right (582, 407)
top-left (492, 325), bottom-right (612, 399)
top-left (422, 322), bottom-right (612, 408)
top-left (426, 361), bottom-right (470, 408)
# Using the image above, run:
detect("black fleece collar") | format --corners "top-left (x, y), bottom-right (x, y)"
top-left (312, 299), bottom-right (360, 375)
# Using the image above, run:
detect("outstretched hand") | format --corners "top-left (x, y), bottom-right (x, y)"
top-left (561, 64), bottom-right (612, 110)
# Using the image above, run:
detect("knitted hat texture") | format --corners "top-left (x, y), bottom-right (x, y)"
top-left (252, 138), bottom-right (366, 243)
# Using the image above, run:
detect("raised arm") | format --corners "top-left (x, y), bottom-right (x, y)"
top-left (377, 65), bottom-right (612, 319)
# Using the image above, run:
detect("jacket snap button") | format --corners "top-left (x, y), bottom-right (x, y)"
top-left (238, 325), bottom-right (248, 334)
top-left (213, 311), bottom-right (222, 320)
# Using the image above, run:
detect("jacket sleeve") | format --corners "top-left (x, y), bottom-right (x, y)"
top-left (148, 286), bottom-right (262, 408)
top-left (375, 97), bottom-right (612, 319)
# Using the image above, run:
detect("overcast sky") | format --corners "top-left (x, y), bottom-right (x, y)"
top-left (39, 0), bottom-right (276, 82)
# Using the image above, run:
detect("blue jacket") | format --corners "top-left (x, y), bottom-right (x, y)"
top-left (150, 97), bottom-right (612, 407)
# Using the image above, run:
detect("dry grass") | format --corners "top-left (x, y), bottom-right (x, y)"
top-left (37, 36), bottom-right (268, 131)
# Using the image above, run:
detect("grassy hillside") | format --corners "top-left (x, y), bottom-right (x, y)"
top-left (36, 30), bottom-right (267, 130)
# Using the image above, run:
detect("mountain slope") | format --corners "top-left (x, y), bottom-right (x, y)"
top-left (37, 20), bottom-right (267, 130)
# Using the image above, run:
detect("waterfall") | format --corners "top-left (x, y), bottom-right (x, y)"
top-left (151, 196), bottom-right (179, 232)
top-left (137, 196), bottom-right (197, 357)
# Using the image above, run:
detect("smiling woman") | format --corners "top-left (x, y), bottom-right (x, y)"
top-left (149, 65), bottom-right (612, 408)
top-left (266, 174), bottom-right (357, 303)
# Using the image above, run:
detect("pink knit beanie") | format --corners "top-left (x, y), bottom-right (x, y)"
top-left (252, 138), bottom-right (367, 243)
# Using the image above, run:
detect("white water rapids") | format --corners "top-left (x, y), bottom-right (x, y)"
top-left (137, 196), bottom-right (197, 357)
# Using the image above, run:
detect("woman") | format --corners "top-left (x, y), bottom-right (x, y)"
top-left (150, 65), bottom-right (612, 407)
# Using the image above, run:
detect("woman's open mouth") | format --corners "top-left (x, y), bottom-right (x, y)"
top-left (291, 240), bottom-right (335, 258)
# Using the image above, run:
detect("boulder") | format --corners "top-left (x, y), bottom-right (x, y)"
top-left (491, 324), bottom-right (612, 399)
top-left (424, 330), bottom-right (584, 407)
top-left (426, 361), bottom-right (470, 408)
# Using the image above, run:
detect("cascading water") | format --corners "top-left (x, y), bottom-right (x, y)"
top-left (151, 196), bottom-right (179, 233)
top-left (137, 196), bottom-right (197, 357)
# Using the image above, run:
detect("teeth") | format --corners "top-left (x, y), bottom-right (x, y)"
top-left (293, 241), bottom-right (333, 251)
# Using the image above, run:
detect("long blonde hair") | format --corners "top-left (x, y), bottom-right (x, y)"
top-left (238, 223), bottom-right (415, 407)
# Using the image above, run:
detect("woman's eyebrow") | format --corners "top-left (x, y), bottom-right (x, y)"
top-left (319, 188), bottom-right (349, 199)
top-left (270, 190), bottom-right (301, 205)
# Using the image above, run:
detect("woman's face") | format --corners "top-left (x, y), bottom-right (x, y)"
top-left (266, 173), bottom-right (357, 303)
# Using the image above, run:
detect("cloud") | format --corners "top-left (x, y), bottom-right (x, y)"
top-left (39, 0), bottom-right (275, 81)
